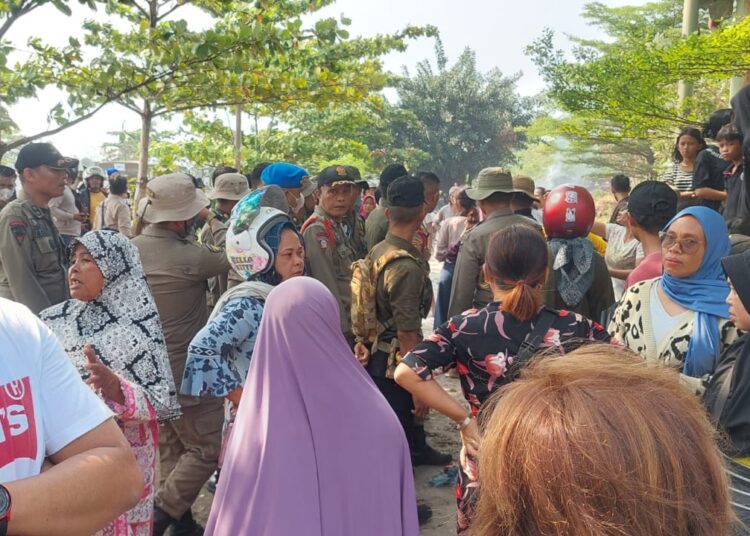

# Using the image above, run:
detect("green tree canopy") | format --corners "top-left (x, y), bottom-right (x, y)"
top-left (390, 40), bottom-right (535, 181)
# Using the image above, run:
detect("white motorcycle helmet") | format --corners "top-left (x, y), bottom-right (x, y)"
top-left (83, 166), bottom-right (106, 181)
top-left (226, 187), bottom-right (291, 280)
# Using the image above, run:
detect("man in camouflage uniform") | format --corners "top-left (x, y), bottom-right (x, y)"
top-left (0, 143), bottom-right (75, 314)
top-left (302, 165), bottom-right (364, 343)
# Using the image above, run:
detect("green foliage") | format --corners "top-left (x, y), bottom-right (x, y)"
top-left (391, 41), bottom-right (534, 180)
top-left (527, 1), bottom-right (739, 140)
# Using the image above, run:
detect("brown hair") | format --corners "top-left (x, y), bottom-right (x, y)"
top-left (470, 345), bottom-right (733, 536)
top-left (485, 224), bottom-right (548, 322)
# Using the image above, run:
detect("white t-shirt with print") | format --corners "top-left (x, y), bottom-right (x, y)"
top-left (0, 298), bottom-right (112, 482)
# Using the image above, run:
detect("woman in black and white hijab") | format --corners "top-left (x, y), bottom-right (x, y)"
top-left (41, 230), bottom-right (179, 536)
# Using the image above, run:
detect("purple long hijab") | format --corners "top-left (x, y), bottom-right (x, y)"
top-left (205, 277), bottom-right (419, 536)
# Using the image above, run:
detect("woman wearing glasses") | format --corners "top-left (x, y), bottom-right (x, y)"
top-left (609, 207), bottom-right (739, 385)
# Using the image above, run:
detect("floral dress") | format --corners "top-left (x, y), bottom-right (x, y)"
top-left (401, 303), bottom-right (611, 534)
top-left (181, 296), bottom-right (264, 464)
top-left (102, 381), bottom-right (159, 536)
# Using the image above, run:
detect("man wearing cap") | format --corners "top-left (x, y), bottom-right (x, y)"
top-left (301, 165), bottom-right (362, 341)
top-left (260, 162), bottom-right (309, 221)
top-left (366, 163), bottom-right (408, 250)
top-left (367, 175), bottom-right (451, 475)
top-left (625, 180), bottom-right (678, 288)
top-left (78, 165), bottom-right (107, 232)
top-left (131, 174), bottom-right (230, 536)
top-left (448, 168), bottom-right (541, 318)
top-left (202, 173), bottom-right (250, 309)
top-left (0, 143), bottom-right (76, 314)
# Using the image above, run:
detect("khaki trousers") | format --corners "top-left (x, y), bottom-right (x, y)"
top-left (155, 397), bottom-right (223, 519)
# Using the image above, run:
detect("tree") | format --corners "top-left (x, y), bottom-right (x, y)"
top-left (390, 40), bottom-right (534, 181)
top-left (527, 0), bottom-right (740, 141)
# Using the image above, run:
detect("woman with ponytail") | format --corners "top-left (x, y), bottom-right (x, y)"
top-left (394, 224), bottom-right (611, 534)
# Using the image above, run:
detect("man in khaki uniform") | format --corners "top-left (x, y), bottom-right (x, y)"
top-left (302, 165), bottom-right (364, 342)
top-left (0, 143), bottom-right (76, 314)
top-left (448, 168), bottom-right (541, 318)
top-left (132, 173), bottom-right (230, 536)
top-left (365, 163), bottom-right (407, 250)
top-left (201, 173), bottom-right (249, 310)
top-left (366, 176), bottom-right (449, 524)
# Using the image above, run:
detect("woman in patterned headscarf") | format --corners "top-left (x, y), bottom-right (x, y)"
top-left (41, 230), bottom-right (180, 536)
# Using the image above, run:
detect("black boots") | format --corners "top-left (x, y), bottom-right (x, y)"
top-left (153, 506), bottom-right (204, 536)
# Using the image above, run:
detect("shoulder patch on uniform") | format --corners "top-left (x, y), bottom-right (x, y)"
top-left (9, 220), bottom-right (27, 245)
top-left (316, 231), bottom-right (329, 250)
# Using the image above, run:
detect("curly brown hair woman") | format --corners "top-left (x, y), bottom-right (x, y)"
top-left (470, 345), bottom-right (734, 536)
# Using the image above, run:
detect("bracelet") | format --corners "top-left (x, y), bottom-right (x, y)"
top-left (456, 415), bottom-right (472, 431)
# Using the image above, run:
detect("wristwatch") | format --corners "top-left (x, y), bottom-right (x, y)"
top-left (0, 484), bottom-right (11, 536)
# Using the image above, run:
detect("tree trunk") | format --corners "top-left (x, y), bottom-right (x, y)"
top-left (731, 0), bottom-right (750, 97)
top-left (132, 99), bottom-right (152, 220)
top-left (678, 0), bottom-right (700, 101)
top-left (234, 104), bottom-right (243, 170)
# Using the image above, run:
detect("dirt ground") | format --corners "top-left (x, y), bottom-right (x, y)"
top-left (191, 258), bottom-right (464, 535)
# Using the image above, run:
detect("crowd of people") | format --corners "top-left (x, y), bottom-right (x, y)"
top-left (3, 87), bottom-right (750, 536)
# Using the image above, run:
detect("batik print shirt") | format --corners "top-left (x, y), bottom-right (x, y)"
top-left (401, 303), bottom-right (610, 413)
top-left (181, 297), bottom-right (264, 397)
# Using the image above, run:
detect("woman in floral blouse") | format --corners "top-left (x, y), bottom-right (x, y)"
top-left (181, 188), bottom-right (304, 460)
top-left (395, 224), bottom-right (611, 534)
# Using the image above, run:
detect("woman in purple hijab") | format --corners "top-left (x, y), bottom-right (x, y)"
top-left (205, 276), bottom-right (419, 536)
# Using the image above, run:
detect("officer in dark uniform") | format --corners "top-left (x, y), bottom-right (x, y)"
top-left (0, 143), bottom-right (75, 314)
top-left (367, 175), bottom-right (451, 473)
top-left (365, 163), bottom-right (408, 250)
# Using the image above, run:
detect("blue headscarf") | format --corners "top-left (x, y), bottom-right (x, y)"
top-left (660, 206), bottom-right (730, 377)
top-left (256, 220), bottom-right (303, 286)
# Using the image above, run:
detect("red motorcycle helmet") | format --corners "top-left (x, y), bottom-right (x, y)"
top-left (543, 184), bottom-right (595, 239)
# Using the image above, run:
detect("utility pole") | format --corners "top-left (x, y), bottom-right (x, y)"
top-left (678, 0), bottom-right (700, 101)
top-left (731, 0), bottom-right (750, 97)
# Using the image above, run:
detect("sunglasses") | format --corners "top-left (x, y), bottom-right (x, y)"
top-left (658, 231), bottom-right (702, 254)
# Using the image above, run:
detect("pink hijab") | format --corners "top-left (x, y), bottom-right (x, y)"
top-left (205, 277), bottom-right (419, 536)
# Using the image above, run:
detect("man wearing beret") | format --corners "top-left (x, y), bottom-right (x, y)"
top-left (301, 165), bottom-right (364, 343)
top-left (366, 176), bottom-right (451, 477)
top-left (260, 162), bottom-right (309, 222)
top-left (0, 143), bottom-right (75, 314)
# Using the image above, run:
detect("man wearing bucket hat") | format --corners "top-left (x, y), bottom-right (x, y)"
top-left (202, 173), bottom-right (250, 310)
top-left (0, 142), bottom-right (78, 313)
top-left (511, 175), bottom-right (543, 224)
top-left (132, 173), bottom-right (230, 536)
top-left (447, 168), bottom-right (541, 317)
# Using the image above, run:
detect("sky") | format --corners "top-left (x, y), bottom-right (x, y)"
top-left (4, 0), bottom-right (650, 161)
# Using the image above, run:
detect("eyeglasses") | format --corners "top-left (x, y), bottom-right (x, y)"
top-left (658, 231), bottom-right (703, 253)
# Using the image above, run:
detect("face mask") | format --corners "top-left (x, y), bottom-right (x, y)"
top-left (289, 192), bottom-right (304, 212)
top-left (0, 188), bottom-right (14, 201)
